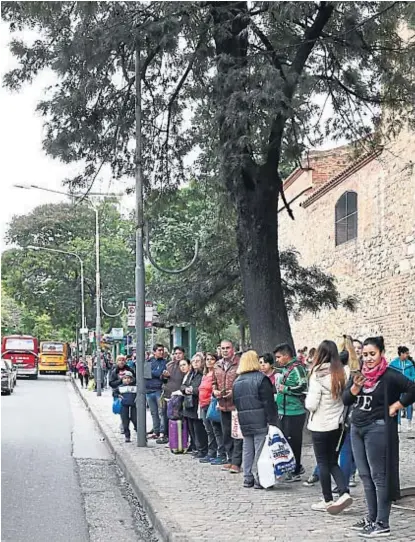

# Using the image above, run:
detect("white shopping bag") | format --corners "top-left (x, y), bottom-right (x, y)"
top-left (257, 437), bottom-right (277, 488)
top-left (258, 425), bottom-right (296, 488)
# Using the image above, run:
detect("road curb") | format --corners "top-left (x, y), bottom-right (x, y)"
top-left (70, 377), bottom-right (189, 542)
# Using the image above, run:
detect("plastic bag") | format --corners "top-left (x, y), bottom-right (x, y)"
top-left (87, 378), bottom-right (95, 391)
top-left (257, 438), bottom-right (277, 488)
top-left (112, 397), bottom-right (122, 415)
top-left (231, 410), bottom-right (243, 439)
top-left (206, 397), bottom-right (221, 423)
top-left (258, 425), bottom-right (296, 487)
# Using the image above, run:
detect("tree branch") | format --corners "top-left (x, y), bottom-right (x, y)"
top-left (250, 20), bottom-right (287, 81)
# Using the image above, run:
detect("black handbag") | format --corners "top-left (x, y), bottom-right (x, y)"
top-left (184, 394), bottom-right (194, 409)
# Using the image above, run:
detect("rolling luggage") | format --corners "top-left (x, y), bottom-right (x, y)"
top-left (168, 419), bottom-right (189, 454)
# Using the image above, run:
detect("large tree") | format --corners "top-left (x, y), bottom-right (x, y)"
top-left (3, 2), bottom-right (414, 351)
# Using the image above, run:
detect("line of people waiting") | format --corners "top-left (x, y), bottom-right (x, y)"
top-left (109, 337), bottom-right (415, 539)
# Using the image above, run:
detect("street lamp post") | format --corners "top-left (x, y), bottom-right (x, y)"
top-left (14, 184), bottom-right (122, 396)
top-left (26, 245), bottom-right (87, 366)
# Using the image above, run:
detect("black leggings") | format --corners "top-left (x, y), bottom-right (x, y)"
top-left (79, 374), bottom-right (89, 388)
top-left (312, 427), bottom-right (348, 502)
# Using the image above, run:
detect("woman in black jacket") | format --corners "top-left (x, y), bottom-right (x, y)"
top-left (181, 354), bottom-right (208, 458)
top-left (342, 336), bottom-right (415, 538)
top-left (233, 350), bottom-right (278, 489)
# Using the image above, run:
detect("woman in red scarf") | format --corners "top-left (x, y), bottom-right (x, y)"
top-left (342, 336), bottom-right (415, 538)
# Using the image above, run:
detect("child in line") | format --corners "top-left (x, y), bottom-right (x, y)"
top-left (114, 371), bottom-right (137, 443)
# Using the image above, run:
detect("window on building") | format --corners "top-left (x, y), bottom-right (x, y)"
top-left (335, 191), bottom-right (357, 246)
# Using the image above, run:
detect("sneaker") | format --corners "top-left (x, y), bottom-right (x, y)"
top-left (327, 493), bottom-right (353, 515)
top-left (349, 475), bottom-right (357, 488)
top-left (254, 481), bottom-right (264, 490)
top-left (125, 437), bottom-right (131, 443)
top-left (156, 436), bottom-right (169, 445)
top-left (243, 479), bottom-right (254, 488)
top-left (311, 499), bottom-right (334, 512)
top-left (211, 457), bottom-right (228, 466)
top-left (284, 473), bottom-right (302, 483)
top-left (303, 474), bottom-right (319, 487)
top-left (221, 463), bottom-right (232, 471)
top-left (360, 522), bottom-right (390, 538)
top-left (351, 518), bottom-right (372, 532)
top-left (148, 433), bottom-right (160, 440)
top-left (199, 456), bottom-right (214, 464)
top-left (229, 465), bottom-right (242, 474)
top-left (299, 465), bottom-right (306, 475)
top-left (193, 452), bottom-right (207, 459)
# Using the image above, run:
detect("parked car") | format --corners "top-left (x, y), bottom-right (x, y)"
top-left (1, 359), bottom-right (15, 395)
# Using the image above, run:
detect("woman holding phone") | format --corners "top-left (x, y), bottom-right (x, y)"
top-left (342, 336), bottom-right (415, 538)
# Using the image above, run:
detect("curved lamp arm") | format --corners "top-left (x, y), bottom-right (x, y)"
top-left (145, 222), bottom-right (199, 275)
top-left (100, 297), bottom-right (125, 318)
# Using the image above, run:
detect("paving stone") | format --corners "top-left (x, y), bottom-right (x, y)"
top-left (75, 381), bottom-right (415, 542)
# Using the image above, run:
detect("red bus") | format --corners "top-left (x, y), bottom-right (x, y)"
top-left (1, 335), bottom-right (39, 379)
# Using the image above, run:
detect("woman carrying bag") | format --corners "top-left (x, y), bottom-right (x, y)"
top-left (343, 336), bottom-right (415, 538)
top-left (305, 340), bottom-right (352, 514)
top-left (233, 350), bottom-right (278, 489)
top-left (181, 354), bottom-right (208, 458)
top-left (198, 353), bottom-right (227, 464)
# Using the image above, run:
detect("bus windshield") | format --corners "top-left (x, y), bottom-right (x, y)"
top-left (5, 338), bottom-right (35, 351)
top-left (41, 343), bottom-right (64, 353)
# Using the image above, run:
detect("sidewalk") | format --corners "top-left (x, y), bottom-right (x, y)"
top-left (73, 379), bottom-right (415, 542)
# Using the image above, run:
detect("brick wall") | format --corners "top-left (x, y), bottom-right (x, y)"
top-left (279, 129), bottom-right (415, 359)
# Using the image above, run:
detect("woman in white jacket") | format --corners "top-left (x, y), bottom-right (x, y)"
top-left (306, 340), bottom-right (352, 514)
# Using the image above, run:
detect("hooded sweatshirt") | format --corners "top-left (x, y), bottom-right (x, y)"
top-left (306, 363), bottom-right (350, 432)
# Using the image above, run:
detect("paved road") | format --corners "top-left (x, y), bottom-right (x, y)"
top-left (1, 375), bottom-right (156, 542)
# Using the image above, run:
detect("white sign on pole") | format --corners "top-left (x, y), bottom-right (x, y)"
top-left (127, 301), bottom-right (136, 327)
top-left (128, 300), bottom-right (158, 328)
top-left (111, 328), bottom-right (124, 340)
top-left (80, 327), bottom-right (88, 334)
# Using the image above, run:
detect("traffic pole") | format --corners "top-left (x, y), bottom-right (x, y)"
top-left (134, 42), bottom-right (147, 447)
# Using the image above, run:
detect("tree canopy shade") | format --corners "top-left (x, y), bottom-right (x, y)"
top-left (3, 1), bottom-right (415, 351)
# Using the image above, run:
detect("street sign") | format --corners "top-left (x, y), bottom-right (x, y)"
top-left (80, 327), bottom-right (88, 334)
top-left (111, 328), bottom-right (124, 340)
top-left (88, 331), bottom-right (95, 343)
top-left (127, 300), bottom-right (158, 328)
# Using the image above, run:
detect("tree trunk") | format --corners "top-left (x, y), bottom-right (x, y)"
top-left (211, 1), bottom-right (294, 354)
top-left (235, 181), bottom-right (293, 354)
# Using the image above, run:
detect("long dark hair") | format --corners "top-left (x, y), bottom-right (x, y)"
top-left (311, 340), bottom-right (347, 399)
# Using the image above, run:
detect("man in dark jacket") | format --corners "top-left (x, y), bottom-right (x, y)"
top-left (145, 344), bottom-right (167, 439)
top-left (212, 340), bottom-right (242, 473)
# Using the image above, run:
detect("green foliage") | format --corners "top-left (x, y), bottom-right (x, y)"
top-left (2, 201), bottom-right (135, 335)
top-left (3, 1), bottom-right (414, 350)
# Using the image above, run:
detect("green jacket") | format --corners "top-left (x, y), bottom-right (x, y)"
top-left (276, 359), bottom-right (308, 416)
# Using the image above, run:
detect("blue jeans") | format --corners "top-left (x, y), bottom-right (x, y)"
top-left (351, 420), bottom-right (391, 526)
top-left (339, 430), bottom-right (356, 483)
top-left (146, 390), bottom-right (164, 435)
top-left (398, 404), bottom-right (413, 423)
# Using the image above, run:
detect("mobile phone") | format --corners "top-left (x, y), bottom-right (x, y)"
top-left (353, 370), bottom-right (366, 380)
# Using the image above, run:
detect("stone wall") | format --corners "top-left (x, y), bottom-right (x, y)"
top-left (279, 130), bottom-right (415, 358)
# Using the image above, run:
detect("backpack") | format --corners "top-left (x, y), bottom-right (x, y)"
top-left (167, 395), bottom-right (183, 420)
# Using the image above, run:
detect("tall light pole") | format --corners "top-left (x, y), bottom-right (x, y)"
top-left (26, 245), bottom-right (87, 366)
top-left (14, 183), bottom-right (122, 396)
top-left (134, 44), bottom-right (147, 447)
